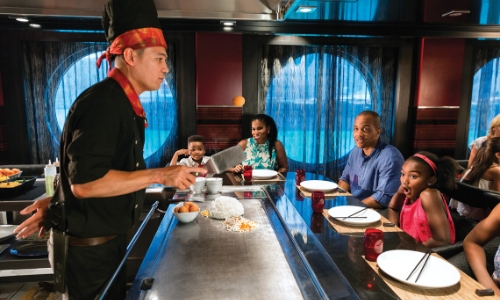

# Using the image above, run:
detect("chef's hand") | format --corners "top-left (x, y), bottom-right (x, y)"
top-left (13, 197), bottom-right (51, 239)
top-left (160, 165), bottom-right (206, 190)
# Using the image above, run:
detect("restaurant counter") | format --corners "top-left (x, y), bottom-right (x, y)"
top-left (127, 173), bottom-right (403, 299)
top-left (128, 172), bottom-right (488, 300)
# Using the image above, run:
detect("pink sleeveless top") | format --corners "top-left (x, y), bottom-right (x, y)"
top-left (400, 194), bottom-right (456, 244)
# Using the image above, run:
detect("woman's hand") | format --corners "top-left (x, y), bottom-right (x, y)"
top-left (231, 164), bottom-right (243, 173)
top-left (13, 197), bottom-right (52, 239)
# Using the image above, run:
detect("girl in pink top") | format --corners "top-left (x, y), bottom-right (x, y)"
top-left (388, 151), bottom-right (458, 248)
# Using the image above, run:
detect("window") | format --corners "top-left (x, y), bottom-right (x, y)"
top-left (468, 52), bottom-right (500, 147)
top-left (262, 44), bottom-right (396, 179)
top-left (52, 50), bottom-right (176, 160)
top-left (266, 53), bottom-right (372, 164)
top-left (23, 41), bottom-right (177, 167)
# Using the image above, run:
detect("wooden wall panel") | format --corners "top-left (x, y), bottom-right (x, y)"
top-left (412, 107), bottom-right (459, 157)
top-left (196, 107), bottom-right (242, 154)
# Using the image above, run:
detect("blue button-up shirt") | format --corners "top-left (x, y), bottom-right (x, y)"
top-left (339, 139), bottom-right (404, 207)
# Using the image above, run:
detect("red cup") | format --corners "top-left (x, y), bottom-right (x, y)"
top-left (363, 228), bottom-right (384, 261)
top-left (311, 190), bottom-right (325, 213)
top-left (296, 169), bottom-right (305, 185)
top-left (243, 165), bottom-right (253, 181)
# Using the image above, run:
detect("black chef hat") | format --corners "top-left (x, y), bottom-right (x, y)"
top-left (102, 0), bottom-right (162, 44)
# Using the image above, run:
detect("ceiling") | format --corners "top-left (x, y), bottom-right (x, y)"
top-left (0, 0), bottom-right (499, 37)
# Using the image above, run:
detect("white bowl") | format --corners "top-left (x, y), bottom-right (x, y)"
top-left (205, 177), bottom-right (222, 184)
top-left (190, 177), bottom-right (206, 194)
top-left (205, 178), bottom-right (223, 194)
top-left (173, 204), bottom-right (200, 223)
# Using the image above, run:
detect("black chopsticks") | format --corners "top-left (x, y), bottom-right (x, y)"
top-left (342, 207), bottom-right (368, 220)
top-left (330, 216), bottom-right (367, 219)
top-left (406, 250), bottom-right (432, 283)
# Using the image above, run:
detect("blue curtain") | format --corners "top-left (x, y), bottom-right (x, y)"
top-left (468, 48), bottom-right (500, 147)
top-left (261, 45), bottom-right (397, 181)
top-left (22, 41), bottom-right (177, 167)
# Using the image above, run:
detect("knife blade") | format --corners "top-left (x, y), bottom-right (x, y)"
top-left (205, 145), bottom-right (245, 174)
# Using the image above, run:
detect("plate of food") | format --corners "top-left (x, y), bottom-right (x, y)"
top-left (0, 168), bottom-right (22, 182)
top-left (300, 180), bottom-right (338, 192)
top-left (327, 205), bottom-right (381, 226)
top-left (252, 169), bottom-right (278, 180)
top-left (0, 176), bottom-right (37, 199)
top-left (377, 250), bottom-right (460, 289)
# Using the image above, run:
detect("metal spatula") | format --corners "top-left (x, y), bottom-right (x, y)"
top-left (205, 145), bottom-right (245, 174)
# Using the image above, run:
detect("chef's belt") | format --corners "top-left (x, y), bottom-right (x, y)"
top-left (68, 234), bottom-right (117, 247)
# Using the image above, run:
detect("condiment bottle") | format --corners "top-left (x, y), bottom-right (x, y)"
top-left (44, 160), bottom-right (56, 196)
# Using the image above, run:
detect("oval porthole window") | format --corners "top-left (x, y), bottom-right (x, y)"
top-left (468, 57), bottom-right (500, 147)
top-left (266, 53), bottom-right (372, 164)
top-left (51, 49), bottom-right (176, 160)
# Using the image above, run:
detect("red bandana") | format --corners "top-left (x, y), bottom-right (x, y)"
top-left (96, 27), bottom-right (167, 70)
top-left (108, 68), bottom-right (148, 128)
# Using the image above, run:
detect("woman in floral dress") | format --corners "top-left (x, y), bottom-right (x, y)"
top-left (229, 114), bottom-right (288, 173)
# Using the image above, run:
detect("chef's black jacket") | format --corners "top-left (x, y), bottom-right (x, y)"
top-left (50, 77), bottom-right (146, 238)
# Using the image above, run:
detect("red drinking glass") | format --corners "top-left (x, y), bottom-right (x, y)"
top-left (296, 169), bottom-right (306, 185)
top-left (363, 228), bottom-right (384, 261)
top-left (311, 190), bottom-right (325, 213)
top-left (243, 165), bottom-right (253, 181)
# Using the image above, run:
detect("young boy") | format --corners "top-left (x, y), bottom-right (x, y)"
top-left (170, 135), bottom-right (210, 167)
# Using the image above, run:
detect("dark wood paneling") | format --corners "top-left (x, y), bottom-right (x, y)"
top-left (455, 40), bottom-right (475, 159)
top-left (413, 107), bottom-right (459, 157)
top-left (196, 107), bottom-right (242, 154)
top-left (168, 32), bottom-right (197, 150)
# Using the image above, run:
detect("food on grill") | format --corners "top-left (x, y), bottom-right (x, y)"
top-left (209, 196), bottom-right (244, 219)
top-left (222, 216), bottom-right (257, 232)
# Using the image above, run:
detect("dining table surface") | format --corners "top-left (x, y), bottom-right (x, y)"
top-left (128, 171), bottom-right (490, 300)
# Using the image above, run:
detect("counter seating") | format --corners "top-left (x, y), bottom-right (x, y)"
top-left (433, 183), bottom-right (500, 259)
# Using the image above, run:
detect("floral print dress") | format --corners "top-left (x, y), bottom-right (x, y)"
top-left (242, 138), bottom-right (277, 170)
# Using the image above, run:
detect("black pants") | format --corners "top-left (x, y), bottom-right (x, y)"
top-left (66, 234), bottom-right (127, 300)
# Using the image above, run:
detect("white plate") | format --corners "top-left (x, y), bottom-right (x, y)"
top-left (377, 250), bottom-right (461, 289)
top-left (252, 169), bottom-right (278, 179)
top-left (300, 180), bottom-right (338, 192)
top-left (327, 206), bottom-right (381, 226)
top-left (0, 225), bottom-right (16, 242)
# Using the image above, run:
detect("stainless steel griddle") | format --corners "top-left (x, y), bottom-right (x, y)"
top-left (127, 198), bottom-right (322, 299)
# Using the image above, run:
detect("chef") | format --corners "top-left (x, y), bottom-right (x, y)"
top-left (13, 0), bottom-right (205, 298)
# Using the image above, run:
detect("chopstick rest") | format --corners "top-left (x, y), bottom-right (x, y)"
top-left (406, 250), bottom-right (432, 283)
top-left (475, 288), bottom-right (495, 296)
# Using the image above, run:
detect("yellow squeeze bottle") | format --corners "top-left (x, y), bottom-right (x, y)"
top-left (44, 160), bottom-right (56, 196)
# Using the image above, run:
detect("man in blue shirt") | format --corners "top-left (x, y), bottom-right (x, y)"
top-left (338, 111), bottom-right (404, 208)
